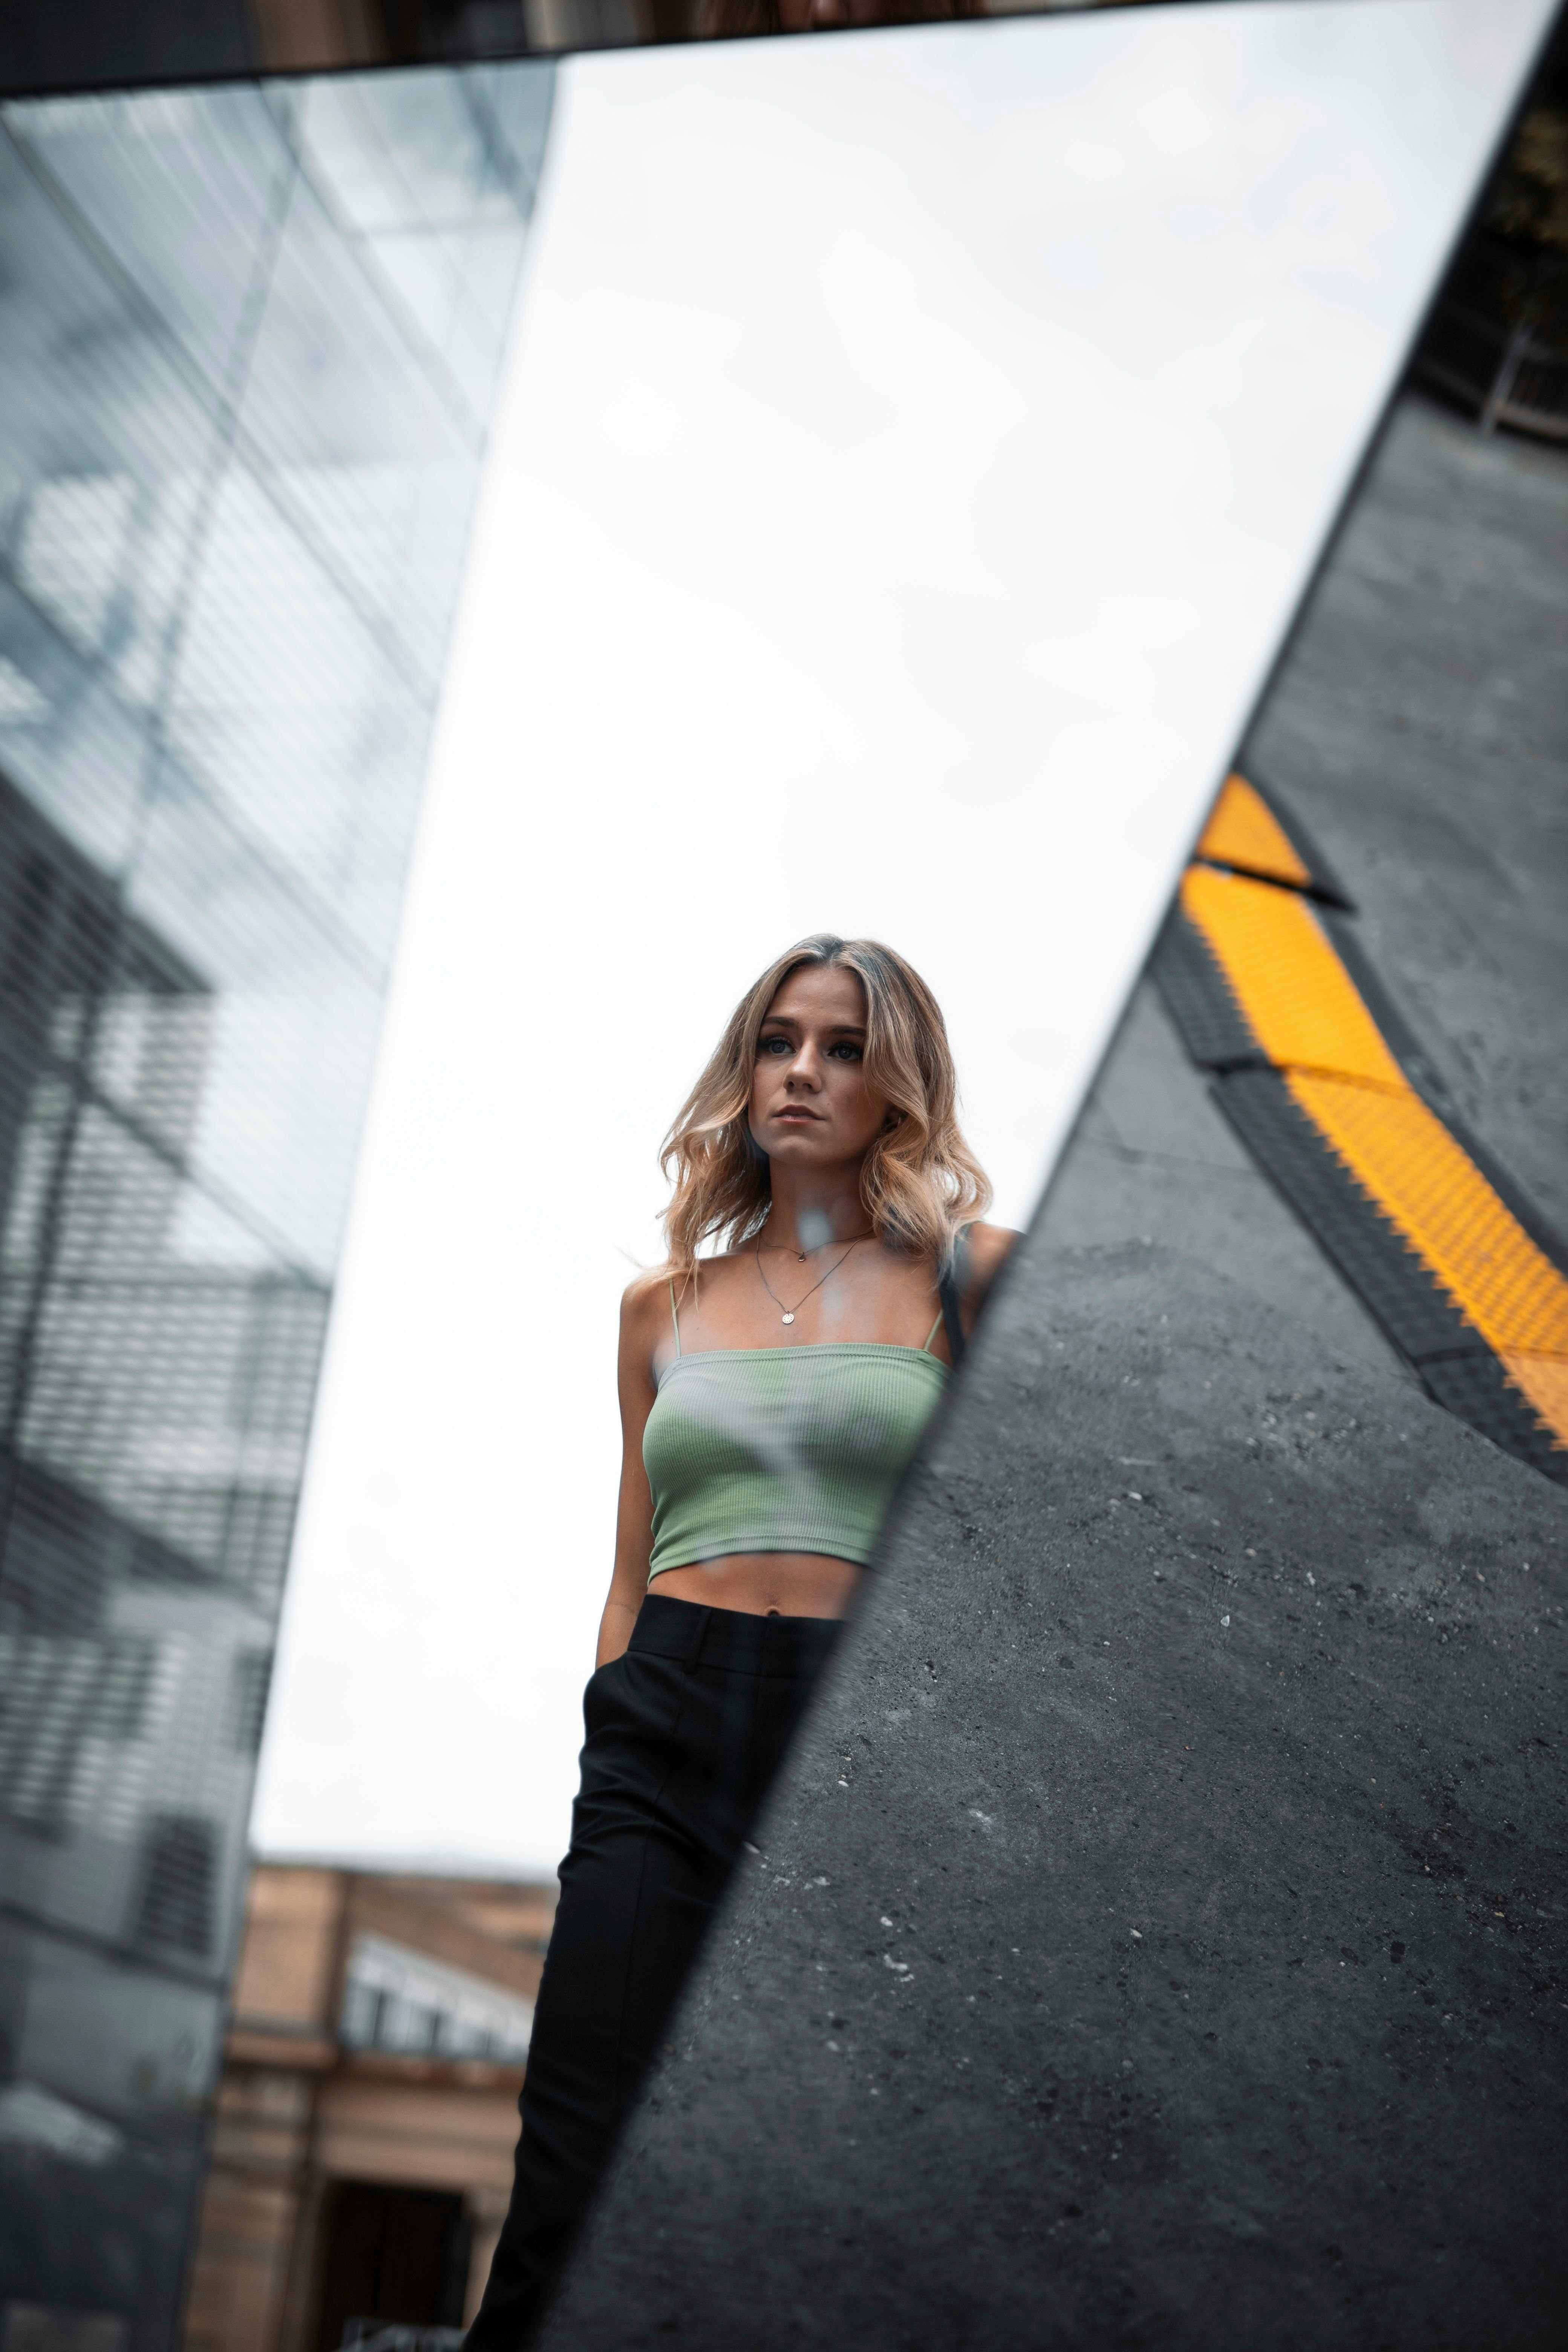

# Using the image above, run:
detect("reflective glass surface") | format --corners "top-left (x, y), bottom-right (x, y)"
top-left (0, 60), bottom-right (553, 2343)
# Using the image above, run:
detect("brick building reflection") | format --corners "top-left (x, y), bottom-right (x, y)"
top-left (184, 1866), bottom-right (555, 2349)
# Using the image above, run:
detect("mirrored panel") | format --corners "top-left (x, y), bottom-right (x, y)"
top-left (242, 2), bottom-right (1551, 2338)
top-left (0, 2), bottom-right (1558, 2344)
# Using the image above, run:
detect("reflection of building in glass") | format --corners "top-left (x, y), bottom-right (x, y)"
top-left (183, 1864), bottom-right (553, 2352)
top-left (0, 64), bottom-right (553, 2342)
top-left (340, 1933), bottom-right (536, 2067)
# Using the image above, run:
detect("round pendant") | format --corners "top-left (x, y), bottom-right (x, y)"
top-left (782, 1311), bottom-right (795, 1325)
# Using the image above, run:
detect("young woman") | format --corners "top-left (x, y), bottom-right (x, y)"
top-left (466, 934), bottom-right (1014, 2343)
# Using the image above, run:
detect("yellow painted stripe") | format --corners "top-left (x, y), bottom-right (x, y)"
top-left (1180, 835), bottom-right (1568, 1452)
top-left (1286, 1073), bottom-right (1568, 1367)
top-left (1500, 1353), bottom-right (1568, 1439)
top-left (1196, 772), bottom-right (1312, 890)
top-left (1179, 865), bottom-right (1405, 1090)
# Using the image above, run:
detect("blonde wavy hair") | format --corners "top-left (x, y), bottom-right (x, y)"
top-left (661, 934), bottom-right (991, 1277)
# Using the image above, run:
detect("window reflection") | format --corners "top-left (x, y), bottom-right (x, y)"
top-left (0, 60), bottom-right (553, 2338)
top-left (340, 1931), bottom-right (536, 2064)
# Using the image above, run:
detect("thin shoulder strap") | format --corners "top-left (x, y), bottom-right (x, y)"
top-left (937, 1227), bottom-right (968, 1369)
top-left (668, 1278), bottom-right (682, 1358)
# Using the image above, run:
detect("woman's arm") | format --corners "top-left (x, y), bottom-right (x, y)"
top-left (595, 1276), bottom-right (664, 1668)
top-left (961, 1219), bottom-right (1019, 1327)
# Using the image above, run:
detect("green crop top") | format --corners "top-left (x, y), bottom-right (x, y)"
top-left (643, 1288), bottom-right (951, 1583)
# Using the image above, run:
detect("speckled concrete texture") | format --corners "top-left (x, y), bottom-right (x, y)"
top-left (1043, 980), bottom-right (1414, 1383)
top-left (539, 1241), bottom-right (1567, 2352)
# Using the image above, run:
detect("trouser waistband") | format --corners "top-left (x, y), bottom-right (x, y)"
top-left (630, 1591), bottom-right (843, 1674)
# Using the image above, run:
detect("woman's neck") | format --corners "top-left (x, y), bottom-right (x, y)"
top-left (759, 1165), bottom-right (871, 1257)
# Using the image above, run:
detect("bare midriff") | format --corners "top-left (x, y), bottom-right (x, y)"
top-left (648, 1551), bottom-right (862, 1620)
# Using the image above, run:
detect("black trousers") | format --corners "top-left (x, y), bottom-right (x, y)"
top-left (466, 1593), bottom-right (841, 2346)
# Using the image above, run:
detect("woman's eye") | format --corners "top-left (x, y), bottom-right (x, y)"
top-left (829, 1042), bottom-right (862, 1061)
top-left (759, 1035), bottom-right (789, 1055)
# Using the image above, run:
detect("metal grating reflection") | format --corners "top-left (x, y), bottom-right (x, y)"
top-left (0, 60), bottom-right (553, 2344)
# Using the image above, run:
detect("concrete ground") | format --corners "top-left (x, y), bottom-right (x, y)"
top-left (536, 395), bottom-right (1568, 2349)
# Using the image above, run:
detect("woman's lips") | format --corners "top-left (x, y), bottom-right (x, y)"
top-left (775, 1109), bottom-right (823, 1124)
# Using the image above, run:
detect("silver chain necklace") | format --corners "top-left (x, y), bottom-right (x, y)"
top-left (754, 1233), bottom-right (871, 1326)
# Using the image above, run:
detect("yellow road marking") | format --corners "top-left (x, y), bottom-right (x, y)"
top-left (1179, 844), bottom-right (1568, 1452)
top-left (1180, 866), bottom-right (1404, 1090)
top-left (1287, 1074), bottom-right (1568, 1364)
top-left (1196, 772), bottom-right (1312, 891)
top-left (1498, 1353), bottom-right (1568, 1436)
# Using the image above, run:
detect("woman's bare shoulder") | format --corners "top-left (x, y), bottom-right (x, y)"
top-left (620, 1265), bottom-right (675, 1335)
top-left (963, 1220), bottom-right (1021, 1292)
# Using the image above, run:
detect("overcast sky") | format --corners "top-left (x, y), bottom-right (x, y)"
top-left (248, 0), bottom-right (1550, 1879)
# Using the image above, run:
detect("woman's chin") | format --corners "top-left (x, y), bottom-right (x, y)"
top-left (765, 1129), bottom-right (837, 1159)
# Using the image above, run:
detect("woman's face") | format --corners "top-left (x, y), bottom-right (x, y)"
top-left (749, 963), bottom-right (891, 1173)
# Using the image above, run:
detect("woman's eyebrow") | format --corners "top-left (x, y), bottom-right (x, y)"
top-left (759, 1017), bottom-right (865, 1037)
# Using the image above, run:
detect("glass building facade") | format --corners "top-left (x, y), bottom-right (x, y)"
top-left (0, 62), bottom-right (552, 2346)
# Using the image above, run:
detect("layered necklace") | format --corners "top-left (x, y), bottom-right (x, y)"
top-left (754, 1231), bottom-right (874, 1326)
